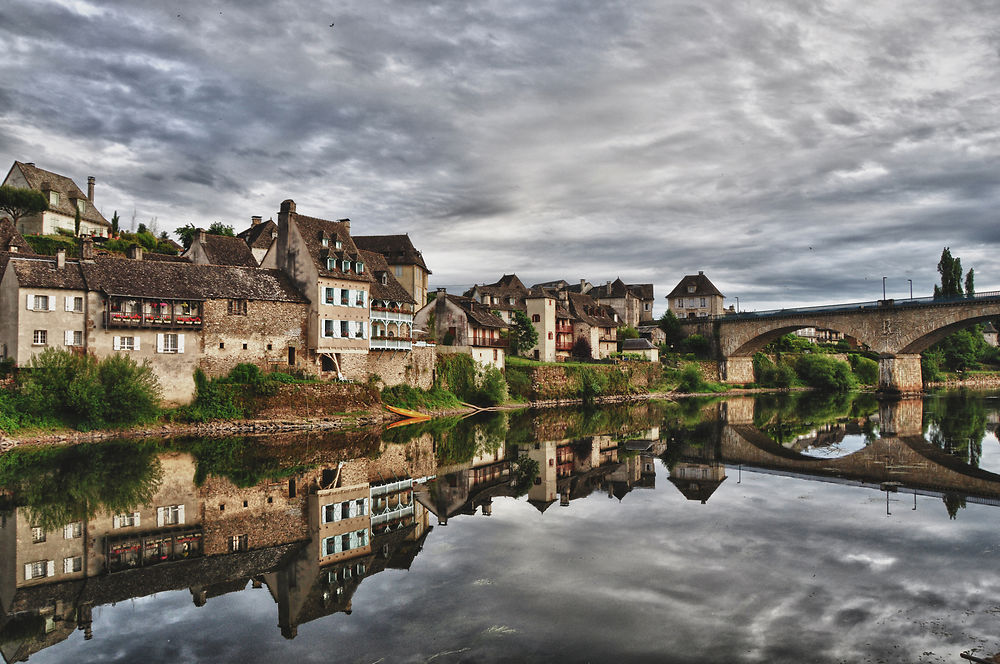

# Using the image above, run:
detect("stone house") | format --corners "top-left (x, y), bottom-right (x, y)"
top-left (621, 338), bottom-right (659, 362)
top-left (565, 291), bottom-right (619, 359)
top-left (414, 290), bottom-right (506, 369)
top-left (465, 275), bottom-right (562, 361)
top-left (2, 161), bottom-right (111, 237)
top-left (182, 229), bottom-right (259, 267)
top-left (627, 283), bottom-right (655, 323)
top-left (667, 271), bottom-right (725, 318)
top-left (261, 200), bottom-right (373, 378)
top-left (590, 278), bottom-right (642, 328)
top-left (237, 216), bottom-right (278, 265)
top-left (353, 234), bottom-right (431, 309)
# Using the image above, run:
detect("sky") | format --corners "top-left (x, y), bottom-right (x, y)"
top-left (2, 0), bottom-right (999, 311)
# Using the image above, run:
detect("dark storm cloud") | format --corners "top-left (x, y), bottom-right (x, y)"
top-left (2, 0), bottom-right (999, 309)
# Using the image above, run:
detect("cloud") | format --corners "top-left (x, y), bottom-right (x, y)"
top-left (1, 0), bottom-right (999, 309)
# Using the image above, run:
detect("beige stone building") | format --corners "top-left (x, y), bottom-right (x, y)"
top-left (182, 228), bottom-right (259, 267)
top-left (236, 216), bottom-right (278, 265)
top-left (414, 290), bottom-right (507, 369)
top-left (2, 161), bottom-right (111, 237)
top-left (667, 271), bottom-right (725, 318)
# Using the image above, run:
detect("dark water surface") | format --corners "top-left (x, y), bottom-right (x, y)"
top-left (2, 391), bottom-right (999, 663)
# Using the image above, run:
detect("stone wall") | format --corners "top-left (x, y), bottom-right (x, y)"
top-left (250, 383), bottom-right (381, 418)
top-left (198, 299), bottom-right (311, 379)
top-left (518, 362), bottom-right (662, 401)
top-left (338, 345), bottom-right (435, 389)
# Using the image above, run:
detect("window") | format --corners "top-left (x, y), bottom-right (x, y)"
top-left (77, 199), bottom-right (86, 214)
top-left (700, 298), bottom-right (706, 307)
top-left (532, 314), bottom-right (540, 322)
top-left (32, 295), bottom-right (50, 311)
top-left (113, 512), bottom-right (140, 528)
top-left (687, 285), bottom-right (695, 293)
top-left (25, 560), bottom-right (53, 580)
top-left (157, 505), bottom-right (185, 526)
top-left (548, 332), bottom-right (553, 339)
top-left (326, 258), bottom-right (337, 271)
top-left (355, 291), bottom-right (365, 308)
top-left (219, 342), bottom-right (225, 349)
top-left (335, 240), bottom-right (342, 250)
top-left (64, 522), bottom-right (82, 539)
top-left (65, 296), bottom-right (83, 312)
top-left (228, 299), bottom-right (247, 315)
top-left (113, 336), bottom-right (137, 351)
top-left (341, 289), bottom-right (350, 305)
top-left (158, 333), bottom-right (183, 353)
top-left (322, 529), bottom-right (369, 556)
top-left (343, 260), bottom-right (352, 272)
top-left (394, 265), bottom-right (402, 277)
top-left (676, 298), bottom-right (683, 308)
top-left (63, 556), bottom-right (82, 573)
top-left (64, 330), bottom-right (83, 346)
top-left (340, 321), bottom-right (349, 338)
top-left (321, 237), bottom-right (329, 247)
top-left (356, 261), bottom-right (364, 274)
top-left (31, 526), bottom-right (45, 543)
top-left (49, 191), bottom-right (59, 206)
top-left (324, 287), bottom-right (336, 305)
top-left (644, 303), bottom-right (651, 311)
top-left (32, 330), bottom-right (47, 346)
top-left (229, 535), bottom-right (248, 552)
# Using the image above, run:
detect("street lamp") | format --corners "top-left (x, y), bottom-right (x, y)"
top-left (907, 279), bottom-right (913, 299)
top-left (882, 276), bottom-right (887, 301)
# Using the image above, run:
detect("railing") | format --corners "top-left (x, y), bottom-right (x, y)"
top-left (598, 336), bottom-right (616, 343)
top-left (556, 341), bottom-right (574, 351)
top-left (471, 337), bottom-right (508, 348)
top-left (105, 312), bottom-right (203, 329)
top-left (371, 504), bottom-right (415, 528)
top-left (370, 308), bottom-right (413, 322)
top-left (370, 338), bottom-right (412, 351)
top-left (371, 478), bottom-right (412, 497)
top-left (683, 290), bottom-right (1000, 323)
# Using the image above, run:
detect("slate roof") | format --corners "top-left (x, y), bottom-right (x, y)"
top-left (591, 278), bottom-right (632, 299)
top-left (237, 219), bottom-right (278, 249)
top-left (566, 292), bottom-right (617, 327)
top-left (622, 338), bottom-right (656, 351)
top-left (446, 294), bottom-right (506, 328)
top-left (198, 233), bottom-right (259, 267)
top-left (353, 234), bottom-right (430, 272)
top-left (359, 249), bottom-right (415, 304)
top-left (0, 218), bottom-right (33, 253)
top-left (627, 283), bottom-right (654, 300)
top-left (465, 274), bottom-right (530, 311)
top-left (6, 161), bottom-right (110, 229)
top-left (8, 256), bottom-right (88, 290)
top-left (81, 256), bottom-right (306, 302)
top-left (292, 213), bottom-right (372, 284)
top-left (667, 272), bottom-right (724, 298)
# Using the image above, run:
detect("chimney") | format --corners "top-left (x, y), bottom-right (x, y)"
top-left (80, 237), bottom-right (94, 260)
top-left (580, 279), bottom-right (586, 291)
top-left (698, 270), bottom-right (704, 275)
top-left (25, 162), bottom-right (34, 167)
top-left (337, 218), bottom-right (350, 233)
top-left (56, 249), bottom-right (66, 269)
top-left (87, 176), bottom-right (95, 202)
top-left (435, 288), bottom-right (448, 339)
top-left (127, 244), bottom-right (143, 261)
top-left (198, 228), bottom-right (207, 244)
top-left (251, 215), bottom-right (262, 226)
top-left (280, 199), bottom-right (296, 215)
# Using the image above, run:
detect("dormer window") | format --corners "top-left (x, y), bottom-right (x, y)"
top-left (343, 260), bottom-right (351, 272)
top-left (356, 262), bottom-right (364, 274)
top-left (687, 285), bottom-right (696, 293)
top-left (326, 258), bottom-right (336, 271)
top-left (381, 274), bottom-right (387, 285)
top-left (77, 199), bottom-right (86, 214)
top-left (321, 237), bottom-right (329, 247)
top-left (49, 191), bottom-right (59, 206)
top-left (335, 240), bottom-right (343, 250)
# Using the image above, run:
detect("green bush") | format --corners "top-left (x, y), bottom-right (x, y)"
top-left (381, 384), bottom-right (462, 411)
top-left (753, 352), bottom-right (796, 388)
top-left (794, 355), bottom-right (856, 392)
top-left (679, 334), bottom-right (711, 358)
top-left (848, 354), bottom-right (879, 385)
top-left (98, 354), bottom-right (162, 424)
top-left (505, 366), bottom-right (533, 400)
top-left (477, 365), bottom-right (508, 406)
top-left (677, 364), bottom-right (704, 393)
top-left (577, 367), bottom-right (608, 405)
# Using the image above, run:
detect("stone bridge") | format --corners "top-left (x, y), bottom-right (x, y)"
top-left (714, 397), bottom-right (1000, 502)
top-left (681, 292), bottom-right (1000, 393)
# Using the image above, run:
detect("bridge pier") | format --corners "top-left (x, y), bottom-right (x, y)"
top-left (721, 357), bottom-right (754, 385)
top-left (878, 354), bottom-right (923, 395)
top-left (878, 397), bottom-right (924, 437)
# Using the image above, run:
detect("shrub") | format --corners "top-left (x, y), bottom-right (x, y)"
top-left (505, 366), bottom-right (533, 400)
top-left (98, 354), bottom-right (161, 424)
top-left (848, 354), bottom-right (879, 385)
top-left (677, 364), bottom-right (704, 393)
top-left (571, 336), bottom-right (592, 360)
top-left (476, 366), bottom-right (508, 406)
top-left (794, 355), bottom-right (856, 392)
top-left (576, 367), bottom-right (608, 404)
top-left (753, 352), bottom-right (796, 388)
top-left (679, 334), bottom-right (711, 358)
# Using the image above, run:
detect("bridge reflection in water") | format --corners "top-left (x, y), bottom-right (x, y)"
top-left (1, 393), bottom-right (999, 661)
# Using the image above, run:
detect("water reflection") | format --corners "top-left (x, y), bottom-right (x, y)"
top-left (2, 392), bottom-right (1000, 662)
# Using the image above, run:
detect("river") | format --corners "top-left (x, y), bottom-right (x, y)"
top-left (1, 390), bottom-right (999, 663)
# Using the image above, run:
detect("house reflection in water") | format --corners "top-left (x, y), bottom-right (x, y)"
top-left (667, 434), bottom-right (727, 504)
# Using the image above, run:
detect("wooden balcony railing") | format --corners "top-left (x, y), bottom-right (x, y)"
top-left (471, 337), bottom-right (508, 348)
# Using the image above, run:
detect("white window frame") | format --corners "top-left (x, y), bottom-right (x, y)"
top-left (157, 504), bottom-right (185, 527)
top-left (64, 330), bottom-right (83, 347)
top-left (394, 265), bottom-right (402, 277)
top-left (24, 560), bottom-right (54, 580)
top-left (356, 261), bottom-right (364, 274)
top-left (29, 294), bottom-right (54, 311)
top-left (64, 296), bottom-right (84, 313)
top-left (63, 556), bottom-right (82, 573)
top-left (157, 333), bottom-right (184, 354)
top-left (112, 512), bottom-right (141, 528)
top-left (324, 287), bottom-right (337, 305)
top-left (64, 522), bottom-right (82, 539)
top-left (113, 336), bottom-right (138, 351)
top-left (32, 330), bottom-right (47, 346)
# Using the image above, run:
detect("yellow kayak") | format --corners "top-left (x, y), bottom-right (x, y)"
top-left (385, 405), bottom-right (429, 419)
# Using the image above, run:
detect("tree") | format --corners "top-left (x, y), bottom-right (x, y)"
top-left (965, 268), bottom-right (975, 298)
top-left (73, 207), bottom-right (81, 236)
top-left (110, 210), bottom-right (120, 236)
top-left (175, 222), bottom-right (236, 249)
top-left (934, 247), bottom-right (964, 298)
top-left (0, 185), bottom-right (48, 225)
top-left (657, 310), bottom-right (684, 348)
top-left (507, 310), bottom-right (539, 357)
top-left (571, 336), bottom-right (592, 360)
top-left (208, 221), bottom-right (235, 236)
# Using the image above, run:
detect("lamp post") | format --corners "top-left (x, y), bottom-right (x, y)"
top-left (882, 276), bottom-right (887, 301)
top-left (907, 279), bottom-right (913, 299)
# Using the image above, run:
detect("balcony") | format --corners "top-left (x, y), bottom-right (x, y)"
top-left (105, 311), bottom-right (203, 330)
top-left (370, 337), bottom-right (413, 351)
top-left (556, 341), bottom-right (574, 351)
top-left (599, 336), bottom-right (616, 343)
top-left (370, 307), bottom-right (413, 323)
top-left (471, 336), bottom-right (507, 348)
top-left (371, 478), bottom-right (413, 497)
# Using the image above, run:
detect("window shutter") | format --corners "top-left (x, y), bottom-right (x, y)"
top-left (112, 514), bottom-right (120, 529)
top-left (24, 564), bottom-right (32, 580)
top-left (156, 507), bottom-right (165, 527)
top-left (63, 524), bottom-right (73, 539)
top-left (48, 297), bottom-right (56, 312)
top-left (64, 330), bottom-right (73, 346)
top-left (64, 557), bottom-right (73, 573)
top-left (46, 560), bottom-right (55, 577)
top-left (133, 511), bottom-right (140, 527)
top-left (65, 296), bottom-right (73, 312)
top-left (113, 336), bottom-right (121, 351)
top-left (177, 334), bottom-right (185, 354)
top-left (134, 336), bottom-right (141, 351)
top-left (177, 504), bottom-right (185, 524)
top-left (26, 294), bottom-right (33, 311)
top-left (156, 334), bottom-right (165, 353)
